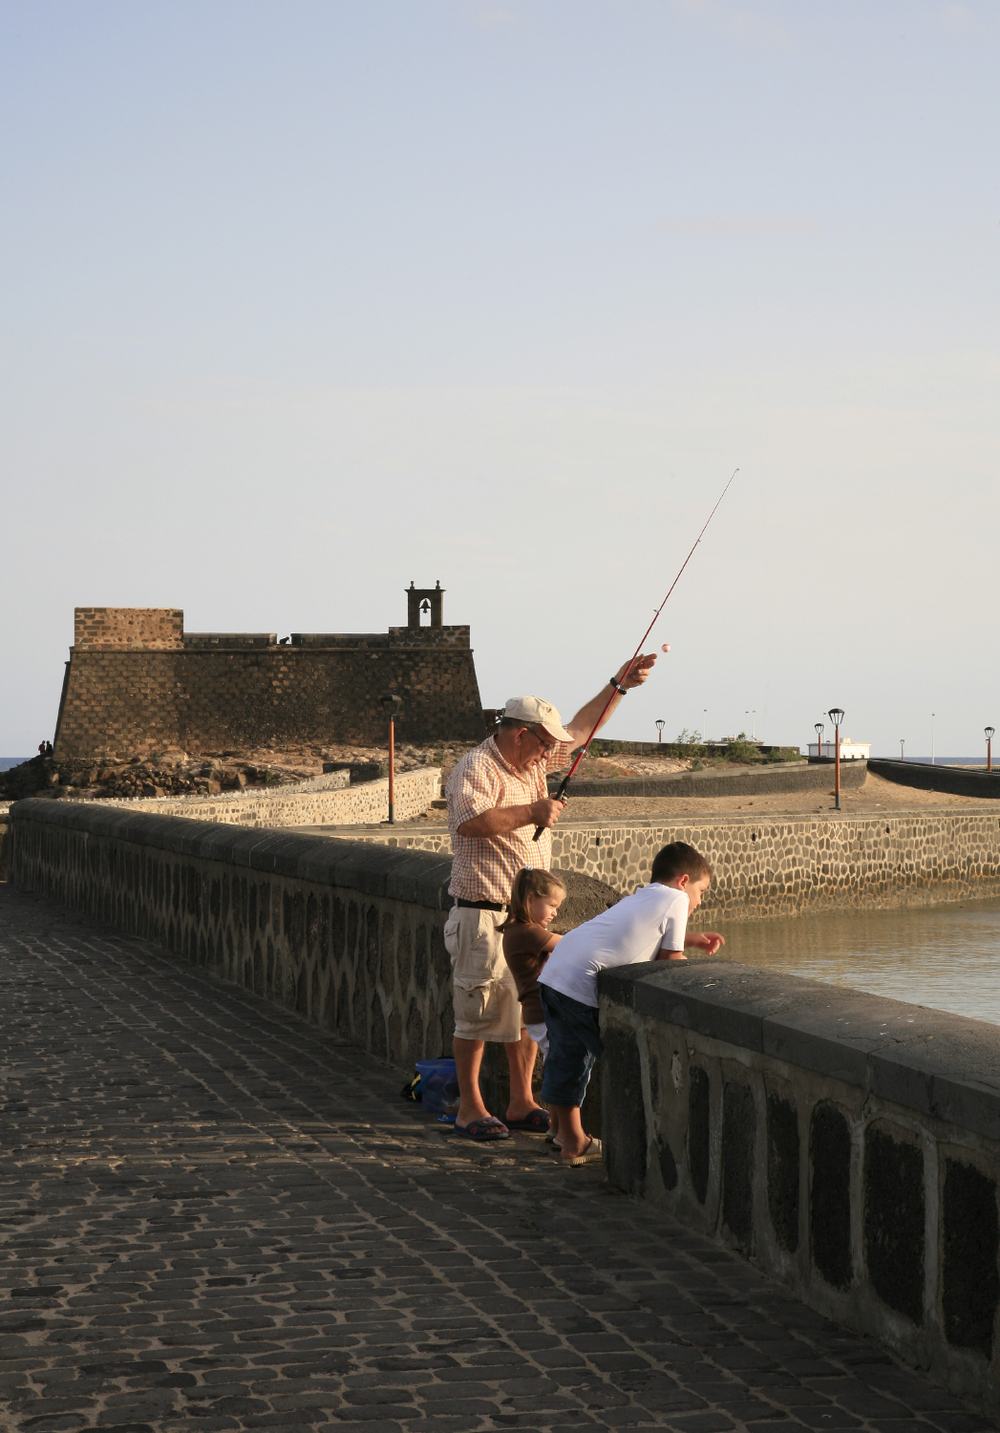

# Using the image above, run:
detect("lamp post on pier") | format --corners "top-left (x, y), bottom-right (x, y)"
top-left (815, 723), bottom-right (824, 760)
top-left (380, 693), bottom-right (403, 823)
top-left (931, 713), bottom-right (935, 766)
top-left (828, 708), bottom-right (845, 810)
top-left (986, 726), bottom-right (995, 774)
top-left (900, 739), bottom-right (905, 761)
top-left (655, 719), bottom-right (665, 744)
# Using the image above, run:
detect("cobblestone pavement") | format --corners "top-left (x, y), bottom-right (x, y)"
top-left (0, 886), bottom-right (992, 1433)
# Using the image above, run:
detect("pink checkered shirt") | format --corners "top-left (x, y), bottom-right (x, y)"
top-left (446, 735), bottom-right (575, 904)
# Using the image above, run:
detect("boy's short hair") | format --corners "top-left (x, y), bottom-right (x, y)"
top-left (650, 841), bottom-right (713, 885)
top-left (506, 867), bottom-right (567, 925)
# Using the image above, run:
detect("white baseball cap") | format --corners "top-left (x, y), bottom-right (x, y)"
top-left (502, 696), bottom-right (573, 743)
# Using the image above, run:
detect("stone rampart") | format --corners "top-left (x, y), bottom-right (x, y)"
top-left (90, 767), bottom-right (441, 829)
top-left (8, 799), bottom-right (457, 1076)
top-left (325, 808), bottom-right (1000, 917)
top-left (599, 959), bottom-right (1000, 1413)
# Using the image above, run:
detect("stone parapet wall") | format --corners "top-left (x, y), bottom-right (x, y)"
top-left (8, 800), bottom-right (457, 1077)
top-left (327, 809), bottom-right (1000, 918)
top-left (89, 768), bottom-right (441, 829)
top-left (599, 960), bottom-right (1000, 1414)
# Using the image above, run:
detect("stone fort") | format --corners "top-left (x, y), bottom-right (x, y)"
top-left (53, 583), bottom-right (485, 759)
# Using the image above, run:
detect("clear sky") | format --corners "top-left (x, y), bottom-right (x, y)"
top-left (2, 0), bottom-right (997, 758)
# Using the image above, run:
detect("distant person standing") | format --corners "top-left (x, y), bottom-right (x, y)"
top-left (444, 655), bottom-right (656, 1141)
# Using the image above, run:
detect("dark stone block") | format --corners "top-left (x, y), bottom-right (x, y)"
top-left (942, 1158), bottom-right (1000, 1358)
top-left (811, 1102), bottom-right (852, 1290)
top-left (863, 1123), bottom-right (924, 1325)
top-left (369, 991), bottom-right (386, 1060)
top-left (380, 909), bottom-right (395, 993)
top-left (603, 1027), bottom-right (646, 1193)
top-left (331, 895), bottom-right (346, 960)
top-left (767, 1093), bottom-right (799, 1253)
top-left (396, 924), bottom-right (413, 991)
top-left (688, 1065), bottom-right (711, 1205)
top-left (722, 1081), bottom-right (755, 1255)
top-left (658, 1138), bottom-right (678, 1191)
top-left (415, 925), bottom-right (429, 986)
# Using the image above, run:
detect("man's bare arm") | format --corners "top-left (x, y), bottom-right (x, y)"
top-left (564, 652), bottom-right (658, 747)
top-left (456, 797), bottom-right (565, 838)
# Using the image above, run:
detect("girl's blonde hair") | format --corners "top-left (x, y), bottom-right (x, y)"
top-left (506, 867), bottom-right (567, 925)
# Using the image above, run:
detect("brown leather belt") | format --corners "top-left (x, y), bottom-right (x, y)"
top-left (455, 898), bottom-right (506, 911)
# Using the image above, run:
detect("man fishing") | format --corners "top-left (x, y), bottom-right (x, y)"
top-left (443, 466), bottom-right (738, 1142)
top-left (443, 655), bottom-right (656, 1141)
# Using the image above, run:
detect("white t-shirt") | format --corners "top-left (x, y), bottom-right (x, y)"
top-left (538, 882), bottom-right (690, 1009)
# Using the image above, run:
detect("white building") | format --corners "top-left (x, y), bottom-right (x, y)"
top-left (808, 738), bottom-right (870, 761)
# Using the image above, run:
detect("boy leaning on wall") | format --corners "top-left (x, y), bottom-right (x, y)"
top-left (537, 841), bottom-right (724, 1166)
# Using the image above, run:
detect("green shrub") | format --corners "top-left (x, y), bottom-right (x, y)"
top-left (725, 732), bottom-right (759, 763)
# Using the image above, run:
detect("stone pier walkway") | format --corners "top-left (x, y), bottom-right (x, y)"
top-left (0, 886), bottom-right (989, 1433)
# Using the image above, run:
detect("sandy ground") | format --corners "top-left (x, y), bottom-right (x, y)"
top-left (410, 770), bottom-right (1000, 825)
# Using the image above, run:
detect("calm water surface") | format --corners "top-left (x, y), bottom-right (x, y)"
top-left (713, 899), bottom-right (1000, 1026)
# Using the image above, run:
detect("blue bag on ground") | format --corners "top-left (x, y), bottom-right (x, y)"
top-left (415, 1058), bottom-right (459, 1115)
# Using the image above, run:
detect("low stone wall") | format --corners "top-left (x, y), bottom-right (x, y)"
top-left (870, 758), bottom-right (1000, 799)
top-left (599, 960), bottom-right (1000, 1413)
top-left (8, 799), bottom-right (457, 1077)
top-left (327, 808), bottom-right (1000, 918)
top-left (548, 759), bottom-right (864, 800)
top-left (86, 767), bottom-right (441, 829)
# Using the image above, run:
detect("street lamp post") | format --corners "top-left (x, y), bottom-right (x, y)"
top-left (814, 723), bottom-right (824, 760)
top-left (380, 694), bottom-right (403, 823)
top-left (986, 726), bottom-right (995, 774)
top-left (828, 708), bottom-right (845, 810)
top-left (931, 713), bottom-right (935, 766)
top-left (703, 709), bottom-right (708, 746)
top-left (655, 719), bottom-right (665, 744)
top-left (900, 739), bottom-right (905, 761)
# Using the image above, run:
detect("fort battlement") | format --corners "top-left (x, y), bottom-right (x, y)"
top-left (55, 584), bottom-right (484, 759)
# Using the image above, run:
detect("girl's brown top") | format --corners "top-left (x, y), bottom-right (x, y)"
top-left (501, 920), bottom-right (559, 1025)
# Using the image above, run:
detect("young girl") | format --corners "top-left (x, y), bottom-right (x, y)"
top-left (502, 868), bottom-right (567, 1143)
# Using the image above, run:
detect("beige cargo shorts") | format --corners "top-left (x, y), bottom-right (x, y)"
top-left (443, 905), bottom-right (523, 1043)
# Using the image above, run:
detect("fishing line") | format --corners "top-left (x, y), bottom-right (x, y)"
top-left (533, 466), bottom-right (740, 840)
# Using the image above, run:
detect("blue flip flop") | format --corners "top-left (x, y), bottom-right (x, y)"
top-left (452, 1116), bottom-right (510, 1141)
top-left (504, 1109), bottom-right (551, 1133)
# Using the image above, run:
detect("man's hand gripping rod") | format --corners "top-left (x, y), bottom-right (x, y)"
top-left (533, 468), bottom-right (739, 840)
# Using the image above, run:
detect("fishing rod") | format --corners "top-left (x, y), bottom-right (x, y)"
top-left (533, 467), bottom-right (739, 840)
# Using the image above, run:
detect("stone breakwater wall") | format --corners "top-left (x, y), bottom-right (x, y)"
top-left (599, 960), bottom-right (1000, 1414)
top-left (548, 759), bottom-right (865, 800)
top-left (8, 799), bottom-right (457, 1077)
top-left (870, 758), bottom-right (1000, 800)
top-left (328, 809), bottom-right (1000, 918)
top-left (89, 768), bottom-right (442, 830)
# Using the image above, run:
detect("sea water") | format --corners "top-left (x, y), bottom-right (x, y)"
top-left (714, 899), bottom-right (1000, 1026)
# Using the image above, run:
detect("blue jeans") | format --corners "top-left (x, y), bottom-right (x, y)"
top-left (539, 985), bottom-right (603, 1108)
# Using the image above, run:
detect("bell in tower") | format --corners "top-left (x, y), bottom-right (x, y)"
top-left (406, 580), bottom-right (444, 629)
